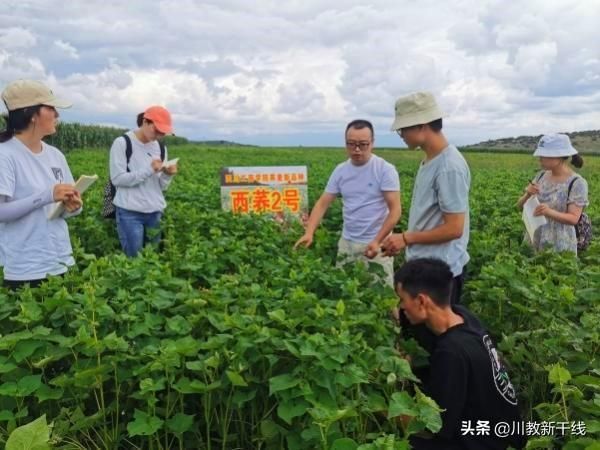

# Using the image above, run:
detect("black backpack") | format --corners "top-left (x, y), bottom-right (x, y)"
top-left (102, 134), bottom-right (165, 219)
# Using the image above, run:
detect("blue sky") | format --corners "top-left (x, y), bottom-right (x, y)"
top-left (1, 0), bottom-right (599, 147)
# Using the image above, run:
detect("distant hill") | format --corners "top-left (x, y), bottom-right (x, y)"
top-left (189, 140), bottom-right (257, 147)
top-left (465, 130), bottom-right (600, 153)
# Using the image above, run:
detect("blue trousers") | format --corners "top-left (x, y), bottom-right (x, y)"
top-left (116, 207), bottom-right (162, 257)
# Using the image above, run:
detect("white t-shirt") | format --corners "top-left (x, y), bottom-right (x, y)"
top-left (0, 138), bottom-right (76, 280)
top-left (325, 154), bottom-right (400, 243)
top-left (110, 132), bottom-right (173, 213)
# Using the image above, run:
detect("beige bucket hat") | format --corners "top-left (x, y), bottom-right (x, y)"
top-left (390, 91), bottom-right (444, 131)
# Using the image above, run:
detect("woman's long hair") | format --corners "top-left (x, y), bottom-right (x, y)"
top-left (0, 105), bottom-right (42, 143)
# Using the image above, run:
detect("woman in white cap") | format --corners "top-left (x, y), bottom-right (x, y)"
top-left (517, 133), bottom-right (588, 253)
top-left (109, 106), bottom-right (177, 257)
top-left (0, 80), bottom-right (81, 290)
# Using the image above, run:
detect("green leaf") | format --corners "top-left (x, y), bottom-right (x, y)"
top-left (226, 370), bottom-right (248, 387)
top-left (260, 419), bottom-right (280, 440)
top-left (277, 399), bottom-right (309, 425)
top-left (2, 375), bottom-right (43, 398)
top-left (269, 373), bottom-right (300, 394)
top-left (330, 438), bottom-right (358, 450)
top-left (35, 384), bottom-right (64, 403)
top-left (387, 392), bottom-right (417, 419)
top-left (335, 300), bottom-right (345, 316)
top-left (166, 315), bottom-right (192, 335)
top-left (0, 360), bottom-right (18, 374)
top-left (267, 309), bottom-right (286, 322)
top-left (140, 377), bottom-right (166, 393)
top-left (173, 377), bottom-right (203, 394)
top-left (12, 340), bottom-right (45, 363)
top-left (5, 414), bottom-right (50, 450)
top-left (171, 336), bottom-right (202, 356)
top-left (165, 413), bottom-right (194, 434)
top-left (0, 382), bottom-right (18, 396)
top-left (103, 331), bottom-right (129, 352)
top-left (127, 409), bottom-right (164, 436)
top-left (548, 364), bottom-right (572, 385)
top-left (0, 410), bottom-right (15, 421)
top-left (414, 387), bottom-right (443, 433)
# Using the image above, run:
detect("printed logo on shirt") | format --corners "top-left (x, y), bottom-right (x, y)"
top-left (51, 167), bottom-right (64, 182)
top-left (483, 335), bottom-right (518, 405)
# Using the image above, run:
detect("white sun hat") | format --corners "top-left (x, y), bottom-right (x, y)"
top-left (533, 133), bottom-right (578, 157)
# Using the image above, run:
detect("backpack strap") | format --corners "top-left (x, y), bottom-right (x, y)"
top-left (122, 134), bottom-right (133, 173)
top-left (158, 140), bottom-right (166, 161)
top-left (566, 176), bottom-right (581, 202)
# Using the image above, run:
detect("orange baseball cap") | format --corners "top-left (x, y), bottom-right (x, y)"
top-left (143, 105), bottom-right (173, 134)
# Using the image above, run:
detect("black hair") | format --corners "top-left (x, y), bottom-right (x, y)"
top-left (136, 112), bottom-right (145, 127)
top-left (427, 118), bottom-right (443, 132)
top-left (560, 154), bottom-right (584, 168)
top-left (394, 258), bottom-right (453, 306)
top-left (346, 119), bottom-right (374, 140)
top-left (0, 105), bottom-right (43, 143)
top-left (571, 154), bottom-right (584, 169)
top-left (400, 118), bottom-right (443, 133)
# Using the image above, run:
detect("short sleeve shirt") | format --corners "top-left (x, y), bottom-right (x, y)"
top-left (406, 145), bottom-right (470, 276)
top-left (0, 138), bottom-right (75, 280)
top-left (325, 154), bottom-right (400, 243)
top-left (530, 171), bottom-right (589, 253)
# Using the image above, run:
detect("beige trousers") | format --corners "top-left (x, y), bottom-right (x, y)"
top-left (336, 237), bottom-right (394, 287)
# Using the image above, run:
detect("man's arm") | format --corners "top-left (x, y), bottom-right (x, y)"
top-left (293, 192), bottom-right (337, 249)
top-left (366, 190), bottom-right (401, 258)
top-left (404, 212), bottom-right (464, 244)
top-left (426, 349), bottom-right (468, 440)
top-left (381, 212), bottom-right (464, 256)
top-left (382, 167), bottom-right (468, 256)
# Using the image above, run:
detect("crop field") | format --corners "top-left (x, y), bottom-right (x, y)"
top-left (0, 145), bottom-right (599, 449)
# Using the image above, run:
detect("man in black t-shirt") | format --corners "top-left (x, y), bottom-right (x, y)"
top-left (394, 258), bottom-right (526, 450)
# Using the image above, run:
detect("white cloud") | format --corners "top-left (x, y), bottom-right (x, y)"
top-left (0, 0), bottom-right (599, 145)
top-left (53, 40), bottom-right (80, 60)
top-left (0, 27), bottom-right (37, 49)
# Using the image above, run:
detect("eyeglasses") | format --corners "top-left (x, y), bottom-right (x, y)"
top-left (346, 141), bottom-right (371, 151)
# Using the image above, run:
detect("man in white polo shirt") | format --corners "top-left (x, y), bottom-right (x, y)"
top-left (382, 92), bottom-right (470, 305)
top-left (294, 119), bottom-right (401, 286)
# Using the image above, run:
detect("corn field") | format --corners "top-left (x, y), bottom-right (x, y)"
top-left (0, 116), bottom-right (188, 151)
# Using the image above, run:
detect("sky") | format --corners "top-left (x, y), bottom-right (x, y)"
top-left (1, 0), bottom-right (599, 147)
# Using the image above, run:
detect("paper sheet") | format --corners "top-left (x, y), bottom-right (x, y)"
top-left (522, 195), bottom-right (547, 242)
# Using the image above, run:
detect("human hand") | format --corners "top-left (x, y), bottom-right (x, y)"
top-left (381, 233), bottom-right (406, 257)
top-left (163, 163), bottom-right (178, 175)
top-left (151, 159), bottom-right (163, 172)
top-left (364, 241), bottom-right (380, 259)
top-left (534, 203), bottom-right (552, 217)
top-left (63, 190), bottom-right (82, 212)
top-left (525, 182), bottom-right (539, 196)
top-left (293, 233), bottom-right (313, 250)
top-left (53, 183), bottom-right (76, 202)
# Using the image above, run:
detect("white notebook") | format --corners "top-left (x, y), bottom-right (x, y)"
top-left (162, 157), bottom-right (179, 169)
top-left (47, 174), bottom-right (98, 220)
